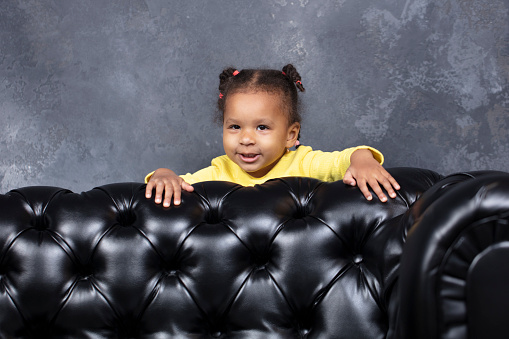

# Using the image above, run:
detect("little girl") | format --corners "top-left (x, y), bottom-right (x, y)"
top-left (145, 64), bottom-right (400, 207)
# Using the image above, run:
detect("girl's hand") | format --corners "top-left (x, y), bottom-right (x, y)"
top-left (343, 149), bottom-right (400, 202)
top-left (145, 168), bottom-right (194, 207)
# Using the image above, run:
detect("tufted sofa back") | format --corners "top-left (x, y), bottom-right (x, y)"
top-left (0, 168), bottom-right (442, 338)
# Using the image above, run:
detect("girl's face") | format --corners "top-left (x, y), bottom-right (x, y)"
top-left (222, 91), bottom-right (300, 178)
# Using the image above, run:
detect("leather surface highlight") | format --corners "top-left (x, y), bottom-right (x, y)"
top-left (1, 168), bottom-right (508, 338)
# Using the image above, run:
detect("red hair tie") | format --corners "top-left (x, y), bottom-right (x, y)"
top-left (282, 71), bottom-right (287, 76)
top-left (296, 80), bottom-right (302, 85)
top-left (233, 70), bottom-right (240, 76)
top-left (219, 93), bottom-right (224, 99)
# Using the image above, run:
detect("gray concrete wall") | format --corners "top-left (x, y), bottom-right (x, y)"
top-left (1, 0), bottom-right (508, 193)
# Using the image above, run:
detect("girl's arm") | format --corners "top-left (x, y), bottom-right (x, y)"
top-left (343, 149), bottom-right (400, 202)
top-left (145, 168), bottom-right (194, 207)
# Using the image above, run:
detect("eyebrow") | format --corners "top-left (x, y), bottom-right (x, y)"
top-left (224, 118), bottom-right (275, 125)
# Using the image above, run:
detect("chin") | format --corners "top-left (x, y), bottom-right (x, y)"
top-left (237, 164), bottom-right (260, 175)
top-left (245, 167), bottom-right (262, 175)
top-left (236, 162), bottom-right (263, 174)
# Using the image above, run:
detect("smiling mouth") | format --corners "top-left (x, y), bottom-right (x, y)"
top-left (238, 153), bottom-right (260, 163)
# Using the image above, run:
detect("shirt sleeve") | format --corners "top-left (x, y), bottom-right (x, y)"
top-left (144, 171), bottom-right (155, 183)
top-left (302, 146), bottom-right (384, 181)
top-left (144, 166), bottom-right (218, 185)
top-left (144, 155), bottom-right (229, 185)
top-left (179, 165), bottom-right (220, 185)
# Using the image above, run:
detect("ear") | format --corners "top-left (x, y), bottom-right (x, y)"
top-left (285, 122), bottom-right (301, 149)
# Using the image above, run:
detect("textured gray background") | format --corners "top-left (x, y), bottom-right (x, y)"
top-left (1, 0), bottom-right (508, 193)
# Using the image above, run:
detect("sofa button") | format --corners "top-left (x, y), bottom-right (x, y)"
top-left (78, 263), bottom-right (94, 279)
top-left (212, 331), bottom-right (222, 338)
top-left (353, 254), bottom-right (363, 265)
top-left (300, 328), bottom-right (310, 336)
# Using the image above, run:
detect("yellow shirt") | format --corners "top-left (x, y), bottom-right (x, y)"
top-left (145, 145), bottom-right (383, 186)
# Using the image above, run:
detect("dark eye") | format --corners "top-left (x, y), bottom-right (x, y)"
top-left (229, 124), bottom-right (240, 130)
top-left (257, 125), bottom-right (269, 131)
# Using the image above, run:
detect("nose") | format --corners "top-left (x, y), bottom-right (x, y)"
top-left (240, 129), bottom-right (255, 145)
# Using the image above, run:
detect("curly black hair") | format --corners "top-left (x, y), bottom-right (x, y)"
top-left (216, 64), bottom-right (305, 127)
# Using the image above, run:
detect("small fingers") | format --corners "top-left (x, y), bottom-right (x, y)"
top-left (356, 179), bottom-right (373, 201)
top-left (366, 177), bottom-right (387, 202)
top-left (343, 170), bottom-right (357, 187)
top-left (145, 169), bottom-right (192, 207)
top-left (148, 180), bottom-right (192, 207)
top-left (389, 175), bottom-right (401, 191)
top-left (381, 176), bottom-right (399, 199)
top-left (170, 180), bottom-right (183, 207)
top-left (154, 182), bottom-right (165, 204)
top-left (369, 172), bottom-right (401, 202)
top-left (376, 176), bottom-right (396, 201)
top-left (159, 182), bottom-right (173, 207)
top-left (345, 162), bottom-right (401, 203)
top-left (182, 181), bottom-right (195, 192)
top-left (164, 180), bottom-right (194, 207)
top-left (145, 181), bottom-right (154, 199)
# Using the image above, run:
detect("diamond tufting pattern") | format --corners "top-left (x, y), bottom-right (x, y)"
top-left (3, 168), bottom-right (507, 338)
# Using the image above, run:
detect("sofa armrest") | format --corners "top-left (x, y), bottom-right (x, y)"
top-left (396, 172), bottom-right (509, 339)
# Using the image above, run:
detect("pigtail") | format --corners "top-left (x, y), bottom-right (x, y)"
top-left (282, 64), bottom-right (305, 92)
top-left (218, 67), bottom-right (238, 94)
top-left (281, 64), bottom-right (304, 147)
top-left (218, 67), bottom-right (240, 112)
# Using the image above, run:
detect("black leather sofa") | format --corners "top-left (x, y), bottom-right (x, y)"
top-left (0, 168), bottom-right (508, 338)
